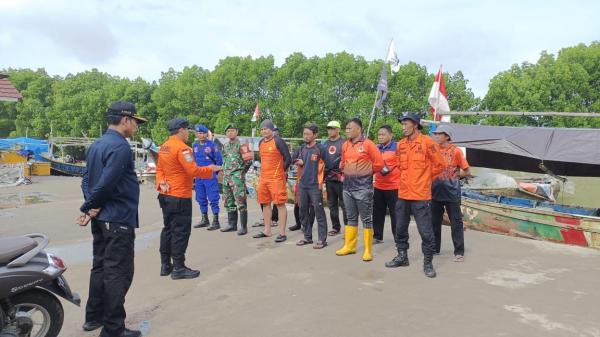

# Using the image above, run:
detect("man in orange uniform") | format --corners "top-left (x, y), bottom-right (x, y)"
top-left (253, 119), bottom-right (292, 243)
top-left (431, 124), bottom-right (471, 262)
top-left (156, 118), bottom-right (221, 280)
top-left (335, 118), bottom-right (384, 262)
top-left (385, 112), bottom-right (446, 278)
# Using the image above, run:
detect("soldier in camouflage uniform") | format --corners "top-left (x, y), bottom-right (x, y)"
top-left (220, 123), bottom-right (253, 235)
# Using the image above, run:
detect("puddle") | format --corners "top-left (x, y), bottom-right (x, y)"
top-left (47, 230), bottom-right (161, 265)
top-left (0, 192), bottom-right (56, 209)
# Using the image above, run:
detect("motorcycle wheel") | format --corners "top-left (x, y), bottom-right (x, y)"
top-left (11, 290), bottom-right (63, 337)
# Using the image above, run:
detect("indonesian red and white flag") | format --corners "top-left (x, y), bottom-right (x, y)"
top-left (251, 103), bottom-right (260, 122)
top-left (428, 67), bottom-right (450, 121)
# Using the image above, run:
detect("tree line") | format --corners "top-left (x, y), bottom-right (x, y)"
top-left (1, 41), bottom-right (599, 143)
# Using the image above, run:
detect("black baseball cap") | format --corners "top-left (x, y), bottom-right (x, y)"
top-left (398, 112), bottom-right (423, 130)
top-left (167, 118), bottom-right (194, 132)
top-left (107, 101), bottom-right (147, 124)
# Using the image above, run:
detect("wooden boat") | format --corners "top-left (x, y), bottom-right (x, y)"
top-left (39, 153), bottom-right (86, 176)
top-left (459, 189), bottom-right (600, 249)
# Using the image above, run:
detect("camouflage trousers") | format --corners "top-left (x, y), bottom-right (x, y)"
top-left (223, 172), bottom-right (247, 212)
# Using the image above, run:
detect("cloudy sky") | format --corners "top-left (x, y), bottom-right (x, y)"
top-left (1, 0), bottom-right (598, 97)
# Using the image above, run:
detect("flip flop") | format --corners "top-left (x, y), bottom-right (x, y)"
top-left (328, 229), bottom-right (340, 236)
top-left (296, 239), bottom-right (313, 246)
top-left (252, 220), bottom-right (265, 228)
top-left (453, 255), bottom-right (464, 262)
top-left (252, 232), bottom-right (271, 239)
top-left (313, 241), bottom-right (327, 249)
top-left (274, 234), bottom-right (287, 243)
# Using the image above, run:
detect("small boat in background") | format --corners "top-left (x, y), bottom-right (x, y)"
top-left (459, 189), bottom-right (600, 249)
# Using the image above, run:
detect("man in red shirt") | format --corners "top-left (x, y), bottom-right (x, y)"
top-left (373, 125), bottom-right (400, 244)
top-left (431, 124), bottom-right (471, 262)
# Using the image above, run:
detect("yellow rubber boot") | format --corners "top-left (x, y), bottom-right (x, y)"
top-left (336, 225), bottom-right (358, 256)
top-left (363, 228), bottom-right (373, 261)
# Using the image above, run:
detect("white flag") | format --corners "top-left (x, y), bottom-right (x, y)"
top-left (386, 39), bottom-right (400, 73)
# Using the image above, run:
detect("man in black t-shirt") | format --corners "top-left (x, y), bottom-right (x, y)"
top-left (294, 123), bottom-right (329, 249)
top-left (322, 120), bottom-right (347, 235)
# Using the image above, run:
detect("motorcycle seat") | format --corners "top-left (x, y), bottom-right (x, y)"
top-left (0, 236), bottom-right (38, 265)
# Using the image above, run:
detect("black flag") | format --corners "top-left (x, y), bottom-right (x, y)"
top-left (375, 64), bottom-right (388, 109)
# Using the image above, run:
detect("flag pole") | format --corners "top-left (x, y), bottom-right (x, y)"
top-left (366, 90), bottom-right (380, 138)
top-left (366, 38), bottom-right (394, 138)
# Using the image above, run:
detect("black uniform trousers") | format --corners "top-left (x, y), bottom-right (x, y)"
top-left (394, 199), bottom-right (436, 256)
top-left (158, 194), bottom-right (192, 267)
top-left (431, 200), bottom-right (465, 255)
top-left (86, 219), bottom-right (135, 337)
top-left (373, 188), bottom-right (398, 241)
top-left (325, 180), bottom-right (347, 231)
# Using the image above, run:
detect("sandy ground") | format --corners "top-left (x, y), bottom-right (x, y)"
top-left (1, 176), bottom-right (600, 337)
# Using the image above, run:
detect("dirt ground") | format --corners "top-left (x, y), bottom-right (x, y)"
top-left (1, 176), bottom-right (599, 337)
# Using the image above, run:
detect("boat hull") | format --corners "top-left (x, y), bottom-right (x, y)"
top-left (460, 197), bottom-right (600, 249)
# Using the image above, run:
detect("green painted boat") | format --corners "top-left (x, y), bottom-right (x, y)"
top-left (459, 190), bottom-right (600, 249)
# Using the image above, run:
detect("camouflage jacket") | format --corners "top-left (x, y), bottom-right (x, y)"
top-left (222, 139), bottom-right (251, 176)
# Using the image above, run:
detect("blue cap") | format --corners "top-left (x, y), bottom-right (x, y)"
top-left (195, 124), bottom-right (209, 133)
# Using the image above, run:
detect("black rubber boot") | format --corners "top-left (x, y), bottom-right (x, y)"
top-left (221, 212), bottom-right (238, 232)
top-left (423, 255), bottom-right (437, 278)
top-left (384, 249), bottom-right (410, 268)
top-left (237, 210), bottom-right (248, 236)
top-left (194, 213), bottom-right (209, 228)
top-left (207, 214), bottom-right (220, 231)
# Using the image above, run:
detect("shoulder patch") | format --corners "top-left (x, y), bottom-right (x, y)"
top-left (184, 153), bottom-right (193, 162)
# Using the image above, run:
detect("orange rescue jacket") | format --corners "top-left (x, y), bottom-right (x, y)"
top-left (156, 135), bottom-right (213, 199)
top-left (396, 133), bottom-right (446, 200)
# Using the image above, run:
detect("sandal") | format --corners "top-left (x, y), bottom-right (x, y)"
top-left (328, 229), bottom-right (340, 236)
top-left (313, 241), bottom-right (327, 249)
top-left (274, 234), bottom-right (287, 243)
top-left (296, 239), bottom-right (313, 246)
top-left (453, 255), bottom-right (464, 262)
top-left (252, 220), bottom-right (265, 227)
top-left (252, 232), bottom-right (271, 239)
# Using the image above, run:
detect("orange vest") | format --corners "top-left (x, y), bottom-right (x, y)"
top-left (156, 136), bottom-right (213, 199)
top-left (396, 133), bottom-right (446, 200)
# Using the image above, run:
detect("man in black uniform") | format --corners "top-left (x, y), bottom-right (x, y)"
top-left (323, 120), bottom-right (347, 236)
top-left (77, 101), bottom-right (146, 337)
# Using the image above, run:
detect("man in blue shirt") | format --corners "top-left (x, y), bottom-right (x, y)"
top-left (192, 124), bottom-right (223, 230)
top-left (77, 101), bottom-right (146, 337)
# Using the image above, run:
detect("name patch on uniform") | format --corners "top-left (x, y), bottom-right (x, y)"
top-left (182, 149), bottom-right (193, 162)
top-left (311, 153), bottom-right (318, 161)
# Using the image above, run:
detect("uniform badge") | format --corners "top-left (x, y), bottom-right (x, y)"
top-left (182, 149), bottom-right (193, 162)
top-left (204, 147), bottom-right (212, 154)
top-left (358, 145), bottom-right (364, 153)
top-left (328, 145), bottom-right (336, 155)
top-left (311, 154), bottom-right (318, 161)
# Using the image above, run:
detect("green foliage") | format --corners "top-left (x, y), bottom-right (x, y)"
top-left (483, 41), bottom-right (600, 127)
top-left (2, 41), bottom-right (599, 143)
